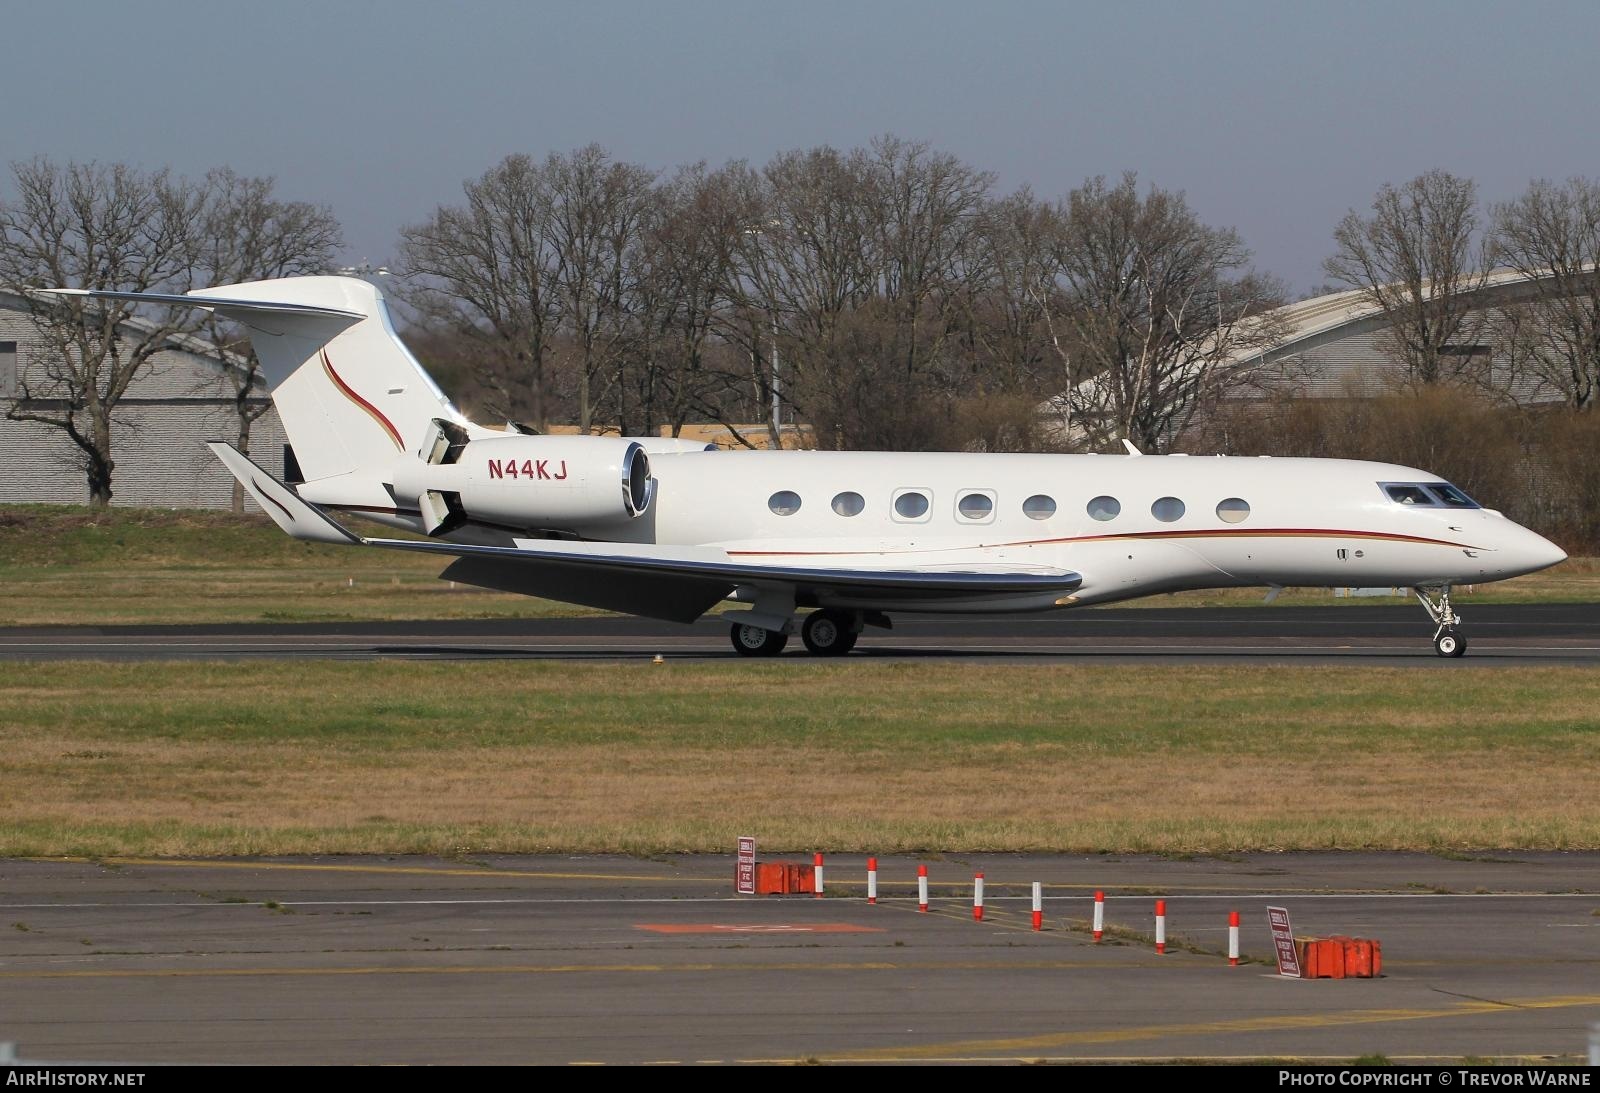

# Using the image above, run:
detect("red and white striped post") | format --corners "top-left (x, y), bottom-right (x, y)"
top-left (814, 852), bottom-right (824, 898)
top-left (973, 872), bottom-right (985, 921)
top-left (866, 857), bottom-right (878, 904)
top-left (1155, 899), bottom-right (1167, 954)
top-left (1092, 890), bottom-right (1105, 942)
top-left (1228, 910), bottom-right (1240, 966)
top-left (1031, 881), bottom-right (1043, 931)
top-left (917, 864), bottom-right (929, 912)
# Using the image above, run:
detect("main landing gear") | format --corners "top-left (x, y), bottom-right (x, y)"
top-left (728, 610), bottom-right (863, 658)
top-left (800, 610), bottom-right (859, 656)
top-left (729, 621), bottom-right (789, 657)
top-left (1414, 586), bottom-right (1467, 658)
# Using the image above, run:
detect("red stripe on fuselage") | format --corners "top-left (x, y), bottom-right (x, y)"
top-left (321, 350), bottom-right (404, 451)
top-left (726, 527), bottom-right (1484, 557)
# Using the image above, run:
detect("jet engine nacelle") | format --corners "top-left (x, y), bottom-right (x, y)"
top-left (392, 425), bottom-right (652, 535)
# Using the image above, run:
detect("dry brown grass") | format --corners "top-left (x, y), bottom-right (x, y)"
top-left (3, 661), bottom-right (1597, 855)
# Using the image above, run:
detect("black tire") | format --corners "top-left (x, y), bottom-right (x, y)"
top-left (801, 610), bottom-right (858, 656)
top-left (1433, 629), bottom-right (1467, 658)
top-left (730, 622), bottom-right (789, 657)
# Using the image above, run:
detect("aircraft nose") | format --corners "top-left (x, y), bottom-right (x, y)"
top-left (1504, 526), bottom-right (1567, 577)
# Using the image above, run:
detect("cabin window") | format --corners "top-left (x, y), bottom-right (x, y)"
top-left (1022, 494), bottom-right (1056, 520)
top-left (956, 491), bottom-right (995, 522)
top-left (893, 490), bottom-right (931, 521)
top-left (1216, 498), bottom-right (1250, 523)
top-left (1151, 496), bottom-right (1186, 522)
top-left (831, 491), bottom-right (865, 517)
top-left (768, 490), bottom-right (802, 516)
top-left (1086, 495), bottom-right (1121, 522)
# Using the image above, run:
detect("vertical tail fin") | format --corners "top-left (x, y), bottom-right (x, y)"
top-left (186, 276), bottom-right (460, 484)
top-left (51, 276), bottom-right (462, 488)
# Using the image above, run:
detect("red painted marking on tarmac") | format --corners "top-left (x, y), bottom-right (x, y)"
top-left (634, 923), bottom-right (884, 935)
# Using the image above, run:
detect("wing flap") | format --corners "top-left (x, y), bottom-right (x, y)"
top-left (368, 535), bottom-right (1082, 599)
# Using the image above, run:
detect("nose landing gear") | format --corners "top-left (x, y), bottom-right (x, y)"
top-left (1414, 586), bottom-right (1467, 658)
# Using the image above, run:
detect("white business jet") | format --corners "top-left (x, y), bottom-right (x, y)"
top-left (55, 276), bottom-right (1567, 658)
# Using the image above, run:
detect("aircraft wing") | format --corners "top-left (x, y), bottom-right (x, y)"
top-left (211, 443), bottom-right (1082, 623)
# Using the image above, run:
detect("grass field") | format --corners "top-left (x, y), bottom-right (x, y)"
top-left (3, 660), bottom-right (1598, 857)
top-left (1, 505), bottom-right (1595, 626)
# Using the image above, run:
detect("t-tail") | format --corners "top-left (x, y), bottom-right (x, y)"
top-left (50, 276), bottom-right (670, 541)
top-left (59, 276), bottom-right (458, 486)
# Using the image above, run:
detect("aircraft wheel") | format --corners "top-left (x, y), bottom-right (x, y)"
top-left (1433, 629), bottom-right (1467, 658)
top-left (801, 610), bottom-right (858, 656)
top-left (730, 622), bottom-right (789, 657)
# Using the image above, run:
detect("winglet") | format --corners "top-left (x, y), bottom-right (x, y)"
top-left (207, 442), bottom-right (362, 545)
top-left (1122, 439), bottom-right (1144, 456)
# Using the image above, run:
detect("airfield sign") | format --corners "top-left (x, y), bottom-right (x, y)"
top-left (1268, 906), bottom-right (1302, 977)
top-left (736, 836), bottom-right (756, 894)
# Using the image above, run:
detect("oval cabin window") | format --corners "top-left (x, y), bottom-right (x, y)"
top-left (1086, 495), bottom-right (1121, 522)
top-left (894, 492), bottom-right (930, 519)
top-left (1151, 496), bottom-right (1186, 522)
top-left (1022, 494), bottom-right (1056, 520)
top-left (1216, 498), bottom-right (1250, 523)
top-left (831, 491), bottom-right (865, 517)
top-left (957, 493), bottom-right (994, 520)
top-left (768, 490), bottom-right (802, 516)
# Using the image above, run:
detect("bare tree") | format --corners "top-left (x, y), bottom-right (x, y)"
top-left (1326, 169), bottom-right (1489, 385)
top-left (1489, 177), bottom-right (1600, 410)
top-left (625, 163), bottom-right (756, 436)
top-left (1050, 173), bottom-right (1283, 453)
top-left (962, 188), bottom-right (1062, 391)
top-left (726, 145), bottom-right (879, 447)
top-left (544, 145), bottom-right (656, 433)
top-left (197, 168), bottom-right (342, 508)
top-left (398, 155), bottom-right (561, 428)
top-left (0, 159), bottom-right (209, 506)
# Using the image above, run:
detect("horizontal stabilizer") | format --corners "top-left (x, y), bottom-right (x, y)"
top-left (207, 442), bottom-right (360, 545)
top-left (44, 287), bottom-right (365, 323)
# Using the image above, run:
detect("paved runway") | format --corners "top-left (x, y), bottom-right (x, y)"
top-left (2, 853), bottom-right (1597, 1065)
top-left (0, 604), bottom-right (1596, 665)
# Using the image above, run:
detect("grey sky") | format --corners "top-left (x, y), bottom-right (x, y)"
top-left (5, 0), bottom-right (1597, 295)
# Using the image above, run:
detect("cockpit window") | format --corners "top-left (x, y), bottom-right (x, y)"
top-left (1425, 483), bottom-right (1479, 508)
top-left (1383, 484), bottom-right (1436, 506)
top-left (1380, 482), bottom-right (1481, 509)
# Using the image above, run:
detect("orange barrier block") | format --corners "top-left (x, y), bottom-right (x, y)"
top-left (753, 862), bottom-right (815, 894)
top-left (1295, 935), bottom-right (1382, 978)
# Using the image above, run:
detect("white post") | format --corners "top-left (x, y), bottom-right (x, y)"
top-left (973, 872), bottom-right (985, 921)
top-left (1093, 890), bottom-right (1105, 941)
top-left (917, 864), bottom-right (929, 912)
top-left (813, 852), bottom-right (824, 898)
top-left (867, 857), bottom-right (877, 905)
top-left (1031, 881), bottom-right (1043, 931)
top-left (1229, 910), bottom-right (1241, 967)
